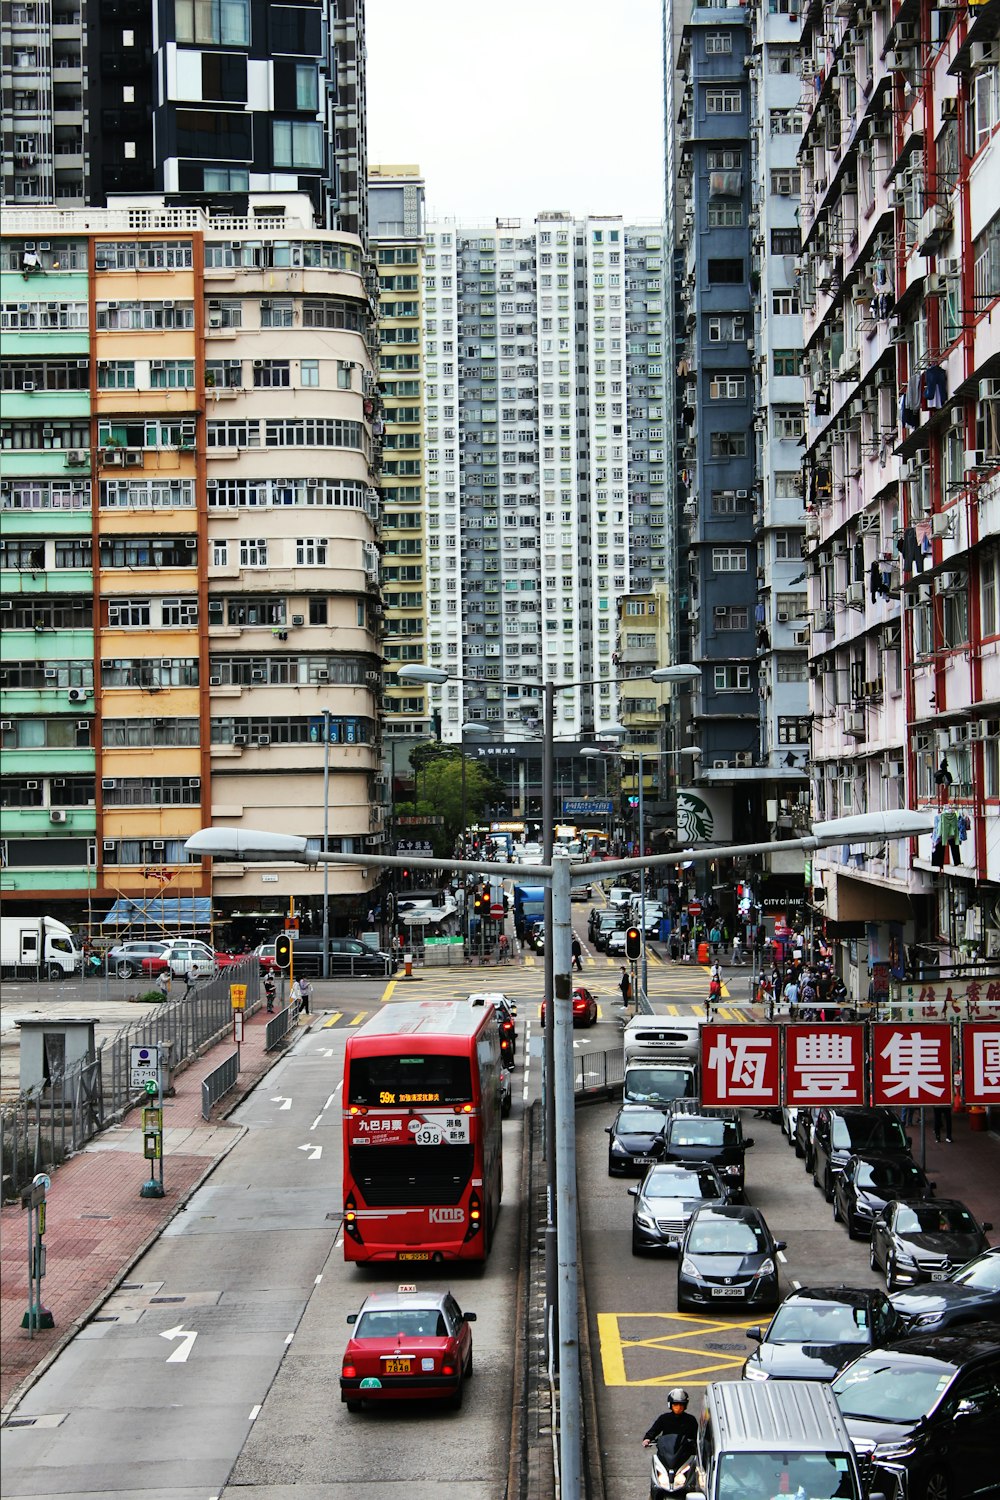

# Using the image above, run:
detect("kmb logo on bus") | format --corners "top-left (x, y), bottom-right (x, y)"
top-left (428, 1207), bottom-right (464, 1224)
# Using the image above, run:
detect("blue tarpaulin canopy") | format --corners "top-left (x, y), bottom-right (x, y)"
top-left (102, 897), bottom-right (213, 929)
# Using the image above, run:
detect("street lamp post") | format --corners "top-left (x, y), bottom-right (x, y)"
top-left (186, 806), bottom-right (934, 1500)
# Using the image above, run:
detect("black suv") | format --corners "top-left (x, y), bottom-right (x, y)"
top-left (832, 1322), bottom-right (1000, 1500)
top-left (810, 1106), bottom-right (911, 1201)
top-left (743, 1285), bottom-right (905, 1383)
top-left (660, 1102), bottom-right (754, 1197)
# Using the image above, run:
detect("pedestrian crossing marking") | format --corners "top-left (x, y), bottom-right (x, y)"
top-left (322, 1013), bottom-right (343, 1028)
top-left (349, 1013), bottom-right (367, 1026)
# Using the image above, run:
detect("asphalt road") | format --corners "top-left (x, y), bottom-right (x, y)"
top-left (2, 1003), bottom-right (523, 1500)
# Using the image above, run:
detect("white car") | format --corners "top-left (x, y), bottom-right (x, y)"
top-left (606, 928), bottom-right (629, 957)
top-left (147, 940), bottom-right (220, 979)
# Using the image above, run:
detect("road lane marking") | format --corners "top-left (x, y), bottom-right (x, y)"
top-left (160, 1325), bottom-right (198, 1363)
top-left (271, 1096), bottom-right (292, 1110)
top-left (791, 1279), bottom-right (801, 1289)
top-left (298, 1143), bottom-right (322, 1160)
top-left (383, 979), bottom-right (397, 1001)
top-left (325, 1091), bottom-right (337, 1108)
top-left (248, 1405), bottom-right (261, 1422)
top-left (310, 1115), bottom-right (323, 1130)
top-left (284, 1332), bottom-right (295, 1345)
top-left (349, 1013), bottom-right (366, 1025)
top-left (322, 1013), bottom-right (343, 1028)
top-left (315, 1274), bottom-right (323, 1284)
top-left (597, 1312), bottom-right (760, 1387)
top-left (777, 1250), bottom-right (787, 1263)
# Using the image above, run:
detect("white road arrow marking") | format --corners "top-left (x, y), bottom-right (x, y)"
top-left (315, 1048), bottom-right (335, 1058)
top-left (160, 1325), bottom-right (198, 1363)
top-left (270, 1096), bottom-right (292, 1110)
top-left (298, 1142), bottom-right (322, 1160)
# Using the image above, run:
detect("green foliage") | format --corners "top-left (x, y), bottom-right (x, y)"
top-left (393, 740), bottom-right (506, 854)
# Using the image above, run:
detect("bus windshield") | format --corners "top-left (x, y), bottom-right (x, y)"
top-left (347, 1054), bottom-right (473, 1107)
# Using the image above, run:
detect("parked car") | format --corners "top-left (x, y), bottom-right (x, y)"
top-left (540, 986), bottom-right (598, 1028)
top-left (832, 1152), bottom-right (935, 1239)
top-left (661, 1102), bottom-right (754, 1197)
top-left (141, 940), bottom-right (225, 979)
top-left (890, 1248), bottom-right (1000, 1334)
top-left (870, 1199), bottom-right (993, 1290)
top-left (256, 937), bottom-right (396, 977)
top-left (794, 1106), bottom-right (817, 1166)
top-left (606, 1104), bottom-right (668, 1176)
top-left (743, 1285), bottom-right (905, 1382)
top-left (630, 1161), bottom-right (728, 1255)
top-left (810, 1106), bottom-right (911, 1200)
top-left (107, 939), bottom-right (169, 978)
top-left (832, 1323), bottom-right (1000, 1500)
top-left (339, 1287), bottom-right (476, 1411)
top-left (677, 1204), bottom-right (785, 1314)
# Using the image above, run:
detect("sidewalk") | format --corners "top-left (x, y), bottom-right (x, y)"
top-left (0, 1004), bottom-right (302, 1416)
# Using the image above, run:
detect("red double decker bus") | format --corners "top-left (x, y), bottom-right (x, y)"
top-left (342, 1001), bottom-right (504, 1263)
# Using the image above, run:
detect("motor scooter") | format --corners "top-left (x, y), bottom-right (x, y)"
top-left (647, 1432), bottom-right (696, 1499)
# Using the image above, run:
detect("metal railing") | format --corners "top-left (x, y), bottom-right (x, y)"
top-left (1, 961), bottom-right (259, 1199)
top-left (573, 1046), bottom-right (624, 1101)
top-left (201, 1051), bottom-right (239, 1120)
top-left (265, 1002), bottom-right (296, 1051)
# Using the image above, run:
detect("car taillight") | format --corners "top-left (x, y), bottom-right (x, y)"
top-left (343, 1192), bottom-right (363, 1243)
top-left (464, 1190), bottom-right (483, 1241)
top-left (441, 1361), bottom-right (456, 1376)
top-left (342, 1364), bottom-right (356, 1378)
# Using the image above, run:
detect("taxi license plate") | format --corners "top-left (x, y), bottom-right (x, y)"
top-left (383, 1358), bottom-right (411, 1375)
top-left (398, 1252), bottom-right (430, 1261)
top-left (711, 1287), bottom-right (745, 1297)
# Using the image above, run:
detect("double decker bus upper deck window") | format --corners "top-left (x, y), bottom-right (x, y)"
top-left (348, 1054), bottom-right (473, 1107)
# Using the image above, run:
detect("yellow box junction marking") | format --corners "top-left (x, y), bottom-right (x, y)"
top-left (597, 1311), bottom-right (761, 1387)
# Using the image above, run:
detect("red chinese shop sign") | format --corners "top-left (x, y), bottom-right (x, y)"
top-left (701, 1025), bottom-right (780, 1108)
top-left (784, 1025), bottom-right (866, 1106)
top-left (872, 1024), bottom-right (951, 1107)
top-left (961, 1023), bottom-right (1000, 1106)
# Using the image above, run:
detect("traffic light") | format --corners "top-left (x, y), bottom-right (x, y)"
top-left (274, 933), bottom-right (292, 970)
top-left (625, 927), bottom-right (642, 961)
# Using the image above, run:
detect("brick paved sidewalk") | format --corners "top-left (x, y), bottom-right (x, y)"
top-left (0, 1005), bottom-right (303, 1416)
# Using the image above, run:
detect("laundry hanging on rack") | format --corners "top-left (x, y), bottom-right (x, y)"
top-left (923, 365), bottom-right (947, 409)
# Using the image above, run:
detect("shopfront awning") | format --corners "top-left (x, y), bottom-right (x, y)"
top-left (102, 897), bottom-right (213, 930)
top-left (828, 875), bottom-right (913, 925)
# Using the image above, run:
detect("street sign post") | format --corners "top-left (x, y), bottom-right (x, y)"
top-left (129, 1044), bottom-right (160, 1092)
top-left (20, 1172), bottom-right (53, 1334)
top-left (137, 1055), bottom-right (166, 1199)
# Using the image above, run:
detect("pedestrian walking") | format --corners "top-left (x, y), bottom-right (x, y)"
top-left (571, 935), bottom-right (583, 973)
top-left (619, 966), bottom-right (632, 1008)
top-left (933, 1104), bottom-right (953, 1143)
top-left (498, 932), bottom-right (510, 964)
top-left (298, 974), bottom-right (312, 1014)
top-left (156, 970), bottom-right (170, 1000)
top-left (290, 978), bottom-right (302, 1014)
top-left (181, 966), bottom-right (195, 997)
top-left (708, 970), bottom-right (722, 1016)
top-left (782, 975), bottom-right (800, 1018)
top-left (710, 924), bottom-right (721, 958)
top-left (669, 935), bottom-right (680, 963)
top-left (264, 971), bottom-right (276, 1013)
top-left (731, 935), bottom-right (744, 966)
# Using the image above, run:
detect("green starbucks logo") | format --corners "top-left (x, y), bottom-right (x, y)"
top-left (677, 792), bottom-right (714, 845)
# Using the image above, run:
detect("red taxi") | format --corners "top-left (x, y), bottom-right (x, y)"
top-left (540, 986), bottom-right (599, 1028)
top-left (340, 1286), bottom-right (476, 1410)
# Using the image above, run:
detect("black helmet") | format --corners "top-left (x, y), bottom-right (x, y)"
top-left (667, 1387), bottom-right (690, 1407)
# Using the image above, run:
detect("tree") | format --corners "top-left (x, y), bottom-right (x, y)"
top-left (392, 740), bottom-right (506, 855)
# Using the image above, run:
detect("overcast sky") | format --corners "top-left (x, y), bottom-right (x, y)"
top-left (365, 0), bottom-right (667, 227)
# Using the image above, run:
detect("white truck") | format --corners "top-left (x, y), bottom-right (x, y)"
top-left (622, 1015), bottom-right (701, 1107)
top-left (0, 914), bottom-right (82, 979)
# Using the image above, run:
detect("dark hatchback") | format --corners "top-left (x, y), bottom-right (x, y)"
top-left (890, 1248), bottom-right (1000, 1334)
top-left (606, 1104), bottom-right (667, 1176)
top-left (677, 1204), bottom-right (785, 1314)
top-left (832, 1152), bottom-right (935, 1240)
top-left (832, 1323), bottom-right (1000, 1500)
top-left (743, 1285), bottom-right (905, 1383)
top-left (870, 1199), bottom-right (993, 1291)
top-left (629, 1161), bottom-right (727, 1255)
top-left (661, 1106), bottom-right (753, 1197)
top-left (810, 1106), bottom-right (911, 1201)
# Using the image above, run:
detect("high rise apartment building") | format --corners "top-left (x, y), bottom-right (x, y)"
top-left (674, 2), bottom-right (810, 878)
top-left (0, 197), bottom-right (383, 935)
top-left (1, 0), bottom-right (367, 237)
top-left (798, 2), bottom-right (1000, 967)
top-left (420, 213), bottom-right (673, 754)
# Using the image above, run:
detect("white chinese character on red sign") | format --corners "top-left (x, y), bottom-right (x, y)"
top-left (786, 1026), bottom-right (864, 1104)
top-left (702, 1026), bottom-right (779, 1105)
top-left (874, 1025), bottom-right (948, 1103)
top-left (962, 1024), bottom-right (1000, 1104)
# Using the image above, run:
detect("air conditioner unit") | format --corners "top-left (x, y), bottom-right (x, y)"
top-left (844, 710), bottom-right (866, 735)
top-left (124, 451), bottom-right (143, 466)
top-left (949, 724), bottom-right (969, 745)
top-left (777, 611), bottom-right (790, 622)
top-left (26, 781), bottom-right (39, 790)
top-left (151, 360), bottom-right (165, 370)
top-left (67, 687), bottom-right (88, 702)
top-left (152, 840), bottom-right (165, 851)
top-left (886, 49), bottom-right (912, 71)
top-left (233, 734), bottom-right (247, 745)
top-left (924, 274), bottom-right (944, 296)
top-left (735, 752), bottom-right (753, 767)
top-left (76, 720), bottom-right (89, 730)
top-left (291, 614), bottom-right (304, 626)
top-left (967, 721), bottom-right (987, 741)
top-left (188, 777), bottom-right (200, 787)
top-left (102, 778), bottom-right (116, 789)
top-left (208, 313), bottom-right (223, 328)
top-left (316, 670), bottom-right (330, 681)
top-left (715, 606), bottom-right (728, 618)
top-left (43, 669), bottom-right (58, 679)
top-left (102, 450), bottom-right (125, 466)
top-left (66, 450), bottom-right (87, 465)
top-left (209, 675), bottom-right (222, 686)
top-left (49, 809), bottom-right (67, 824)
top-left (793, 628), bottom-right (809, 645)
top-left (255, 734), bottom-right (270, 746)
top-left (875, 367), bottom-right (893, 388)
top-left (846, 582), bottom-right (865, 605)
top-left (971, 40), bottom-right (999, 69)
top-left (21, 381), bottom-right (36, 391)
top-left (0, 720), bottom-right (10, 730)
top-left (712, 759), bottom-right (733, 769)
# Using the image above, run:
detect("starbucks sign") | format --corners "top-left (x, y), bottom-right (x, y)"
top-left (676, 787), bottom-right (733, 844)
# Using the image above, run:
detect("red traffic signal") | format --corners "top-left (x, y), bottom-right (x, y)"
top-left (274, 934), bottom-right (292, 970)
top-left (625, 927), bottom-right (642, 961)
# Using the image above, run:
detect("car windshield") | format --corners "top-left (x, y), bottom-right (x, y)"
top-left (354, 1309), bottom-right (448, 1339)
top-left (954, 1254), bottom-right (1000, 1290)
top-left (833, 1115), bottom-right (906, 1151)
top-left (618, 1109), bottom-right (665, 1133)
top-left (646, 1170), bottom-right (721, 1200)
top-left (626, 1068), bottom-right (697, 1105)
top-left (768, 1301), bottom-right (870, 1344)
top-left (834, 1358), bottom-right (953, 1422)
top-left (688, 1218), bottom-right (766, 1254)
top-left (717, 1451), bottom-right (860, 1500)
top-left (895, 1205), bottom-right (977, 1235)
top-left (670, 1120), bottom-right (738, 1147)
top-left (856, 1160), bottom-right (922, 1192)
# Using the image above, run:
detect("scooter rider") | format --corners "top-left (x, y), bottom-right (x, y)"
top-left (643, 1386), bottom-right (699, 1462)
